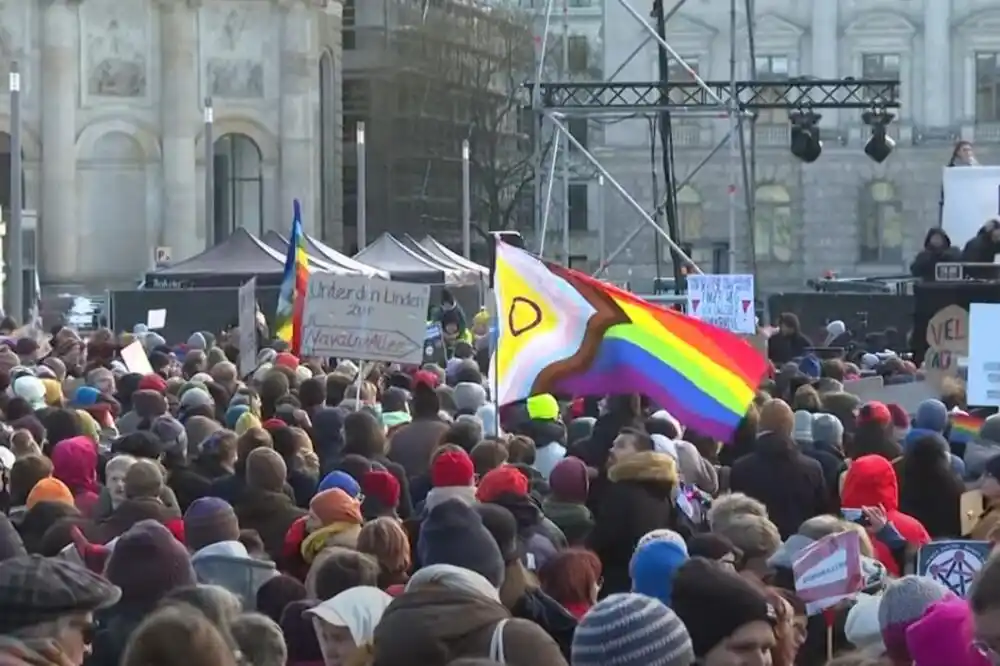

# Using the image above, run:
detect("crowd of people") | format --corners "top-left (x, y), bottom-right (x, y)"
top-left (0, 316), bottom-right (998, 666)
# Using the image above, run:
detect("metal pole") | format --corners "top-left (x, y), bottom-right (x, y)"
top-left (533, 0), bottom-right (557, 242)
top-left (547, 113), bottom-right (701, 273)
top-left (593, 127), bottom-right (734, 276)
top-left (204, 98), bottom-right (215, 245)
top-left (461, 139), bottom-right (471, 258)
top-left (356, 122), bottom-right (367, 249)
top-left (538, 133), bottom-right (562, 257)
top-left (727, 0), bottom-right (739, 273)
top-left (597, 174), bottom-right (606, 269)
top-left (8, 62), bottom-right (22, 322)
top-left (560, 0), bottom-right (570, 264)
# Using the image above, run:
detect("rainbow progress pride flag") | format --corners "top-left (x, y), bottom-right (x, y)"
top-left (493, 241), bottom-right (769, 441)
top-left (274, 200), bottom-right (309, 354)
top-left (950, 412), bottom-right (984, 444)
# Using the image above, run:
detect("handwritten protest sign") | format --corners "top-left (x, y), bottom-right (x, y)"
top-left (793, 531), bottom-right (863, 615)
top-left (301, 275), bottom-right (430, 364)
top-left (924, 304), bottom-right (968, 388)
top-left (686, 274), bottom-right (755, 334)
top-left (237, 278), bottom-right (257, 379)
top-left (120, 340), bottom-right (153, 375)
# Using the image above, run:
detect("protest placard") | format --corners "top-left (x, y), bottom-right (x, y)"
top-left (120, 340), bottom-right (153, 375)
top-left (146, 309), bottom-right (166, 330)
top-left (793, 531), bottom-right (863, 615)
top-left (915, 540), bottom-right (991, 597)
top-left (238, 278), bottom-right (257, 378)
top-left (967, 303), bottom-right (1000, 406)
top-left (301, 275), bottom-right (430, 364)
top-left (686, 274), bottom-right (755, 334)
top-left (924, 304), bottom-right (968, 388)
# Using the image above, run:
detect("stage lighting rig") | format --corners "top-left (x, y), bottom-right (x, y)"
top-left (789, 109), bottom-right (823, 163)
top-left (862, 107), bottom-right (896, 164)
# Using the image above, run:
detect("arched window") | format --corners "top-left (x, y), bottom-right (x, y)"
top-left (213, 133), bottom-right (263, 243)
top-left (754, 183), bottom-right (793, 263)
top-left (859, 180), bottom-right (903, 263)
top-left (676, 185), bottom-right (703, 242)
top-left (319, 50), bottom-right (336, 241)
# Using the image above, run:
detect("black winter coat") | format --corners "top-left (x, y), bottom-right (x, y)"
top-left (962, 230), bottom-right (1000, 262)
top-left (233, 487), bottom-right (307, 563)
top-left (767, 332), bottom-right (812, 366)
top-left (587, 451), bottom-right (678, 597)
top-left (729, 432), bottom-right (829, 539)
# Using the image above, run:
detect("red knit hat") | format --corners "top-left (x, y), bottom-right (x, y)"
top-left (138, 373), bottom-right (167, 393)
top-left (414, 370), bottom-right (440, 389)
top-left (275, 352), bottom-right (300, 369)
top-left (476, 465), bottom-right (529, 502)
top-left (262, 418), bottom-right (287, 431)
top-left (886, 403), bottom-right (910, 430)
top-left (858, 401), bottom-right (892, 427)
top-left (361, 470), bottom-right (400, 509)
top-left (431, 450), bottom-right (474, 488)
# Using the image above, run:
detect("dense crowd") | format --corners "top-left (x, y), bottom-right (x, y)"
top-left (0, 311), bottom-right (999, 666)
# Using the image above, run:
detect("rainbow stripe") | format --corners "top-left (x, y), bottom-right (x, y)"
top-left (950, 413), bottom-right (984, 444)
top-left (274, 200), bottom-right (309, 354)
top-left (493, 242), bottom-right (768, 442)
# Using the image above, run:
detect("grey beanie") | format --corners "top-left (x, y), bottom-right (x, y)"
top-left (812, 413), bottom-right (845, 449)
top-left (572, 593), bottom-right (695, 666)
top-left (453, 382), bottom-right (487, 414)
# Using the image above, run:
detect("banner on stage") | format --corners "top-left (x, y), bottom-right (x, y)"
top-left (942, 166), bottom-right (1000, 246)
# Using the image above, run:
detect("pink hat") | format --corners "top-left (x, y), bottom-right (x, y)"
top-left (906, 598), bottom-right (989, 666)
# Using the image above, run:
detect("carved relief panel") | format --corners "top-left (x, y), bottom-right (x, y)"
top-left (199, 2), bottom-right (272, 100)
top-left (81, 0), bottom-right (151, 102)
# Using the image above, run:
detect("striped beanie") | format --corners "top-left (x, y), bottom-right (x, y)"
top-left (571, 593), bottom-right (695, 666)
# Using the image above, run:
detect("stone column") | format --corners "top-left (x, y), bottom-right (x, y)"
top-left (159, 0), bottom-right (200, 259)
top-left (925, 0), bottom-right (952, 127)
top-left (278, 0), bottom-right (317, 232)
top-left (811, 1), bottom-right (839, 127)
top-left (40, 0), bottom-right (80, 284)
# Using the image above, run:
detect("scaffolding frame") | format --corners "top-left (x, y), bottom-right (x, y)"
top-left (527, 0), bottom-right (902, 280)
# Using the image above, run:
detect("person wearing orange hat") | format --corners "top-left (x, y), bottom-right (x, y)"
top-left (26, 477), bottom-right (76, 509)
top-left (300, 488), bottom-right (364, 564)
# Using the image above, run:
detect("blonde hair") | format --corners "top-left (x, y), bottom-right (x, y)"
top-left (798, 515), bottom-right (875, 558)
top-left (356, 518), bottom-right (411, 584)
top-left (10, 429), bottom-right (41, 458)
top-left (708, 492), bottom-right (769, 531)
top-left (713, 514), bottom-right (782, 561)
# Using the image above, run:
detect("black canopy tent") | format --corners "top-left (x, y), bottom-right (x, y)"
top-left (258, 230), bottom-right (386, 277)
top-left (353, 233), bottom-right (463, 284)
top-left (275, 231), bottom-right (390, 278)
top-left (143, 228), bottom-right (291, 288)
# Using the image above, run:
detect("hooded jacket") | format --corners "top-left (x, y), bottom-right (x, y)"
top-left (372, 586), bottom-right (567, 666)
top-left (841, 455), bottom-right (930, 575)
top-left (521, 419), bottom-right (567, 481)
top-left (311, 407), bottom-right (346, 475)
top-left (234, 485), bottom-right (307, 563)
top-left (51, 435), bottom-right (102, 517)
top-left (388, 417), bottom-right (450, 478)
top-left (962, 222), bottom-right (1000, 263)
top-left (910, 228), bottom-right (960, 281)
top-left (191, 540), bottom-right (277, 609)
top-left (587, 451), bottom-right (678, 597)
top-left (729, 432), bottom-right (829, 539)
top-left (95, 496), bottom-right (184, 544)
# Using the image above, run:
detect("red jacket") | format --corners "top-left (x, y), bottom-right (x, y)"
top-left (841, 455), bottom-right (930, 575)
top-left (281, 516), bottom-right (309, 581)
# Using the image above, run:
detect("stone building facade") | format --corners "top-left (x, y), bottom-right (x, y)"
top-left (2, 0), bottom-right (343, 289)
top-left (544, 0), bottom-right (1000, 291)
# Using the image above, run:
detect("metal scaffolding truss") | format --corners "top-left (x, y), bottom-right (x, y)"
top-left (526, 78), bottom-right (903, 114)
top-left (527, 0), bottom-right (902, 282)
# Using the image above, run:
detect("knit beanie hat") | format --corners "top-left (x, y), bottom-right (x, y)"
top-left (105, 520), bottom-right (196, 605)
top-left (474, 503), bottom-right (520, 564)
top-left (256, 574), bottom-right (307, 624)
top-left (671, 557), bottom-right (775, 657)
top-left (183, 497), bottom-right (241, 552)
top-left (431, 450), bottom-right (475, 488)
top-left (150, 415), bottom-right (188, 459)
top-left (453, 382), bottom-right (488, 414)
top-left (476, 465), bottom-right (529, 502)
top-left (361, 470), bottom-right (400, 513)
top-left (845, 592), bottom-right (885, 655)
top-left (812, 413), bottom-right (845, 449)
top-left (915, 399), bottom-right (949, 433)
top-left (138, 373), bottom-right (167, 393)
top-left (792, 411), bottom-right (814, 443)
top-left (26, 478), bottom-right (75, 509)
top-left (630, 539), bottom-right (689, 606)
top-left (246, 448), bottom-right (288, 493)
top-left (417, 498), bottom-right (506, 588)
top-left (124, 460), bottom-right (165, 499)
top-left (572, 593), bottom-right (695, 666)
top-left (906, 598), bottom-right (987, 666)
top-left (879, 575), bottom-right (955, 663)
top-left (549, 456), bottom-right (589, 503)
top-left (526, 394), bottom-right (559, 421)
top-left (309, 488), bottom-right (363, 527)
top-left (318, 470), bottom-right (362, 497)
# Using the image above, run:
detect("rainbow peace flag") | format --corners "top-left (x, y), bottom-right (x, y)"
top-left (493, 241), bottom-right (768, 441)
top-left (274, 200), bottom-right (309, 354)
top-left (950, 412), bottom-right (984, 444)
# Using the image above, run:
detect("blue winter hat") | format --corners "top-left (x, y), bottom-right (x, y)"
top-left (798, 355), bottom-right (821, 379)
top-left (572, 593), bottom-right (694, 666)
top-left (225, 404), bottom-right (250, 429)
top-left (629, 539), bottom-right (689, 606)
top-left (317, 470), bottom-right (361, 498)
top-left (914, 399), bottom-right (949, 433)
top-left (73, 386), bottom-right (101, 407)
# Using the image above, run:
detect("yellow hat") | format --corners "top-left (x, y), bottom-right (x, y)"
top-left (526, 394), bottom-right (559, 421)
top-left (40, 378), bottom-right (63, 407)
top-left (235, 411), bottom-right (262, 436)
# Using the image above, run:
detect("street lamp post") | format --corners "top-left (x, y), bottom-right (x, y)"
top-left (204, 98), bottom-right (214, 246)
top-left (356, 122), bottom-right (367, 250)
top-left (8, 62), bottom-right (22, 322)
top-left (461, 139), bottom-right (471, 259)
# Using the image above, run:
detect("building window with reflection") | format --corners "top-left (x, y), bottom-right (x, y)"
top-left (859, 180), bottom-right (903, 263)
top-left (675, 185), bottom-right (703, 243)
top-left (754, 183), bottom-right (792, 263)
top-left (977, 52), bottom-right (1000, 122)
top-left (753, 55), bottom-right (790, 125)
top-left (213, 133), bottom-right (263, 244)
